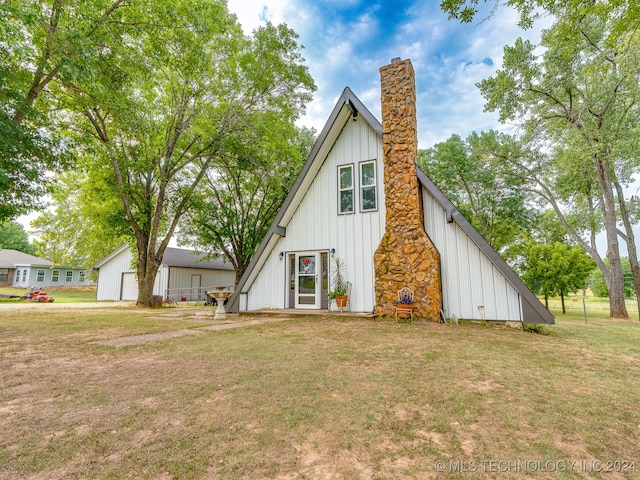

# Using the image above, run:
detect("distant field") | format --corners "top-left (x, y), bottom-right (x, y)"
top-left (546, 294), bottom-right (638, 320)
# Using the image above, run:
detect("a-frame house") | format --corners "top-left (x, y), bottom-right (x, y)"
top-left (227, 58), bottom-right (553, 325)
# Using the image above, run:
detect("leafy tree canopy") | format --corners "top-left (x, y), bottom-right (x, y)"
top-left (440, 0), bottom-right (638, 33)
top-left (0, 0), bottom-right (131, 221)
top-left (0, 221), bottom-right (36, 255)
top-left (419, 130), bottom-right (535, 257)
top-left (522, 242), bottom-right (596, 313)
top-left (178, 124), bottom-right (316, 283)
top-left (30, 169), bottom-right (129, 267)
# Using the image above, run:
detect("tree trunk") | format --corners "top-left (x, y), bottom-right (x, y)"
top-left (136, 264), bottom-right (160, 307)
top-left (234, 267), bottom-right (244, 286)
top-left (233, 251), bottom-right (248, 286)
top-left (614, 181), bottom-right (640, 320)
top-left (526, 172), bottom-right (626, 318)
top-left (560, 292), bottom-right (566, 314)
top-left (135, 237), bottom-right (163, 307)
top-left (594, 156), bottom-right (629, 318)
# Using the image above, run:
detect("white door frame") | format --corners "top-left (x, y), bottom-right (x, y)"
top-left (294, 251), bottom-right (321, 309)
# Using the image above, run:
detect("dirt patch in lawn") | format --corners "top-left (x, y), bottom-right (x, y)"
top-left (92, 316), bottom-right (291, 347)
top-left (1, 310), bottom-right (640, 479)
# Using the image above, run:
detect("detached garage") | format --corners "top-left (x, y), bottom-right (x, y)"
top-left (93, 243), bottom-right (235, 302)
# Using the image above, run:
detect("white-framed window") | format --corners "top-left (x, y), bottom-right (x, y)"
top-left (0, 268), bottom-right (9, 282)
top-left (65, 270), bottom-right (73, 283)
top-left (37, 269), bottom-right (45, 282)
top-left (338, 164), bottom-right (354, 214)
top-left (79, 271), bottom-right (86, 283)
top-left (359, 160), bottom-right (378, 212)
top-left (52, 270), bottom-right (60, 283)
top-left (15, 269), bottom-right (20, 283)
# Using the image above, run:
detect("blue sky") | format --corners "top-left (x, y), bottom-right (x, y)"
top-left (19, 1), bottom-right (559, 244)
top-left (227, 0), bottom-right (552, 149)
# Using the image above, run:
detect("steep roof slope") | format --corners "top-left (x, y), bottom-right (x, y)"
top-left (226, 87), bottom-right (553, 324)
top-left (415, 167), bottom-right (554, 324)
top-left (227, 87), bottom-right (378, 311)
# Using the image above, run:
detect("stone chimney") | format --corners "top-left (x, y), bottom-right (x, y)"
top-left (373, 58), bottom-right (442, 321)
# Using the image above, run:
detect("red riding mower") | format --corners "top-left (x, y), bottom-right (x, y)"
top-left (25, 290), bottom-right (55, 302)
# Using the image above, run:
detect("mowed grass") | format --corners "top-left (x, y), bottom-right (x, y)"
top-left (0, 286), bottom-right (97, 303)
top-left (1, 307), bottom-right (639, 479)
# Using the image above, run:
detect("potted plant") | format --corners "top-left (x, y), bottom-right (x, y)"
top-left (328, 256), bottom-right (349, 309)
top-left (395, 287), bottom-right (414, 320)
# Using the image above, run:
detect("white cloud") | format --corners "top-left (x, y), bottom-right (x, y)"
top-left (226, 0), bottom-right (293, 33)
top-left (225, 0), bottom-right (552, 149)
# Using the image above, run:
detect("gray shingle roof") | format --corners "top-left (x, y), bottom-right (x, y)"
top-left (0, 249), bottom-right (53, 268)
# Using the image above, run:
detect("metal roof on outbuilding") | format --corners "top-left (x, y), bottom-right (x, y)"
top-left (161, 247), bottom-right (233, 270)
top-left (93, 243), bottom-right (233, 271)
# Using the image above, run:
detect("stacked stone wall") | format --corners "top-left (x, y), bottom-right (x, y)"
top-left (373, 58), bottom-right (443, 321)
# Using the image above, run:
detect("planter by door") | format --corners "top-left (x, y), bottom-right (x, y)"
top-left (335, 295), bottom-right (348, 308)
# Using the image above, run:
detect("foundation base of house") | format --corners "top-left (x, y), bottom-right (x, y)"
top-left (238, 309), bottom-right (376, 319)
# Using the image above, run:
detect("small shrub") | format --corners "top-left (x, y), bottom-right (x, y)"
top-left (523, 323), bottom-right (551, 335)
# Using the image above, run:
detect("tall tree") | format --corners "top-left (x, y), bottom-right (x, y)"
top-left (419, 131), bottom-right (534, 256)
top-left (57, 5), bottom-right (314, 306)
top-left (1, 1), bottom-right (131, 220)
top-left (522, 242), bottom-right (596, 313)
top-left (0, 221), bottom-right (36, 254)
top-left (589, 258), bottom-right (635, 299)
top-left (29, 169), bottom-right (129, 266)
top-left (476, 12), bottom-right (640, 318)
top-left (179, 124), bottom-right (316, 283)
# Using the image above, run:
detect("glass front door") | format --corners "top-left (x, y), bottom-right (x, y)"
top-left (295, 252), bottom-right (320, 309)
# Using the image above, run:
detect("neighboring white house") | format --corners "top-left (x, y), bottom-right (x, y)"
top-left (93, 244), bottom-right (235, 301)
top-left (0, 249), bottom-right (91, 289)
top-left (227, 58), bottom-right (553, 324)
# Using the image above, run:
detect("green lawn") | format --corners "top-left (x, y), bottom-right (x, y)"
top-left (0, 305), bottom-right (638, 479)
top-left (0, 286), bottom-right (96, 303)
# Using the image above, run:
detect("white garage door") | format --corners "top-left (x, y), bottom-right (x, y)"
top-left (121, 272), bottom-right (138, 300)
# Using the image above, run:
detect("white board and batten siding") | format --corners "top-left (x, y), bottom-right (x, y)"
top-left (230, 86), bottom-right (551, 323)
top-left (244, 115), bottom-right (385, 312)
top-left (95, 247), bottom-right (160, 301)
top-left (95, 247), bottom-right (135, 301)
top-left (422, 185), bottom-right (522, 322)
top-left (167, 267), bottom-right (235, 291)
top-left (96, 244), bottom-right (236, 301)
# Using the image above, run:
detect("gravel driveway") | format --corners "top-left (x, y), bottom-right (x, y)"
top-left (0, 301), bottom-right (137, 311)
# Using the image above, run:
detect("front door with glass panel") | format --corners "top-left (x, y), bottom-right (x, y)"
top-left (295, 252), bottom-right (320, 309)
